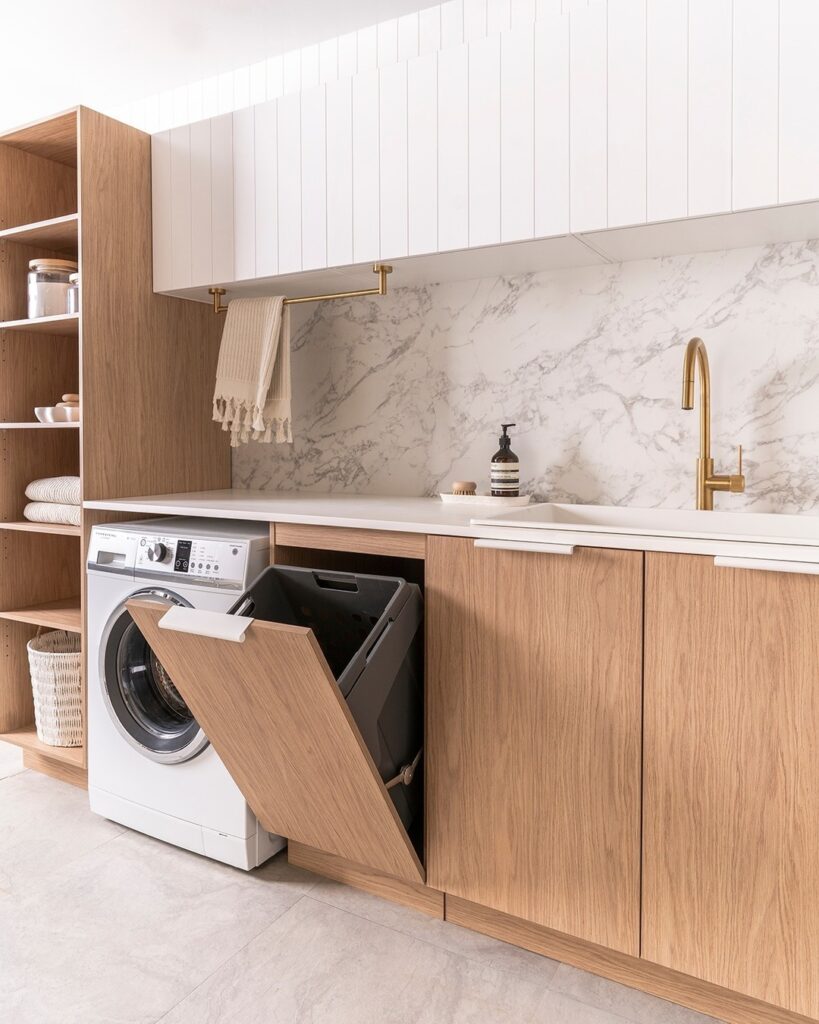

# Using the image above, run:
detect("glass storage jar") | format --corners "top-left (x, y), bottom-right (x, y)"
top-left (27, 258), bottom-right (78, 319)
top-left (66, 272), bottom-right (80, 315)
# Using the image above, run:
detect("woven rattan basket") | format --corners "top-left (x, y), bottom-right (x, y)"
top-left (27, 629), bottom-right (83, 747)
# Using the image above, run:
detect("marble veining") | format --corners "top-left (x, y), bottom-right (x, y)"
top-left (233, 241), bottom-right (819, 515)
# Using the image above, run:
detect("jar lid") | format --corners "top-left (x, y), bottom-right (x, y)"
top-left (68, 273), bottom-right (79, 283)
top-left (28, 258), bottom-right (78, 272)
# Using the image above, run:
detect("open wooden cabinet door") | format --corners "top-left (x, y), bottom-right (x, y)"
top-left (127, 598), bottom-right (424, 884)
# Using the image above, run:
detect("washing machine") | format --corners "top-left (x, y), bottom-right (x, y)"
top-left (87, 516), bottom-right (284, 869)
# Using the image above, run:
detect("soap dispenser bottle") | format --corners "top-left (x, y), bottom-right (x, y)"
top-left (491, 423), bottom-right (520, 497)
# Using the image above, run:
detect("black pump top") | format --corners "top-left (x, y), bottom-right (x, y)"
top-left (498, 422), bottom-right (516, 447)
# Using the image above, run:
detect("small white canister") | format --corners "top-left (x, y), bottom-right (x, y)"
top-left (27, 258), bottom-right (78, 319)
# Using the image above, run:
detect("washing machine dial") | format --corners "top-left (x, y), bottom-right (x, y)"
top-left (146, 542), bottom-right (168, 562)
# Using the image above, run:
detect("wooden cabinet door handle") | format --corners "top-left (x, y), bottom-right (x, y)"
top-left (474, 539), bottom-right (575, 555)
top-left (714, 555), bottom-right (819, 576)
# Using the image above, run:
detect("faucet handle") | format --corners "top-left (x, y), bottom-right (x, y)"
top-left (729, 445), bottom-right (745, 493)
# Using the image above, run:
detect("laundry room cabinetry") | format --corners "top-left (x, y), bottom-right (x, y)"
top-left (152, 0), bottom-right (819, 300)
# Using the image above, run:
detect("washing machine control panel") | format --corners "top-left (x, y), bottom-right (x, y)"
top-left (134, 535), bottom-right (249, 586)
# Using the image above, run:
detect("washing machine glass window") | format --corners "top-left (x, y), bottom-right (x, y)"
top-left (101, 588), bottom-right (209, 764)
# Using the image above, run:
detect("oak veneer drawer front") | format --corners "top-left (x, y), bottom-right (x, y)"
top-left (644, 552), bottom-right (819, 1019)
top-left (426, 538), bottom-right (643, 955)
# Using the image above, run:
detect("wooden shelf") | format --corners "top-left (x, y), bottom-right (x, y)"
top-left (0, 313), bottom-right (79, 337)
top-left (0, 109), bottom-right (78, 167)
top-left (0, 213), bottom-right (78, 253)
top-left (0, 521), bottom-right (81, 537)
top-left (0, 596), bottom-right (81, 633)
top-left (0, 422), bottom-right (79, 429)
top-left (0, 724), bottom-right (84, 767)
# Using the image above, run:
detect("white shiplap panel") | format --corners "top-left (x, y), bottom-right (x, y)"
top-left (534, 11), bottom-right (570, 236)
top-left (441, 0), bottom-right (465, 46)
top-left (277, 92), bottom-right (302, 274)
top-left (189, 118), bottom-right (213, 287)
top-left (646, 0), bottom-right (687, 221)
top-left (469, 34), bottom-right (501, 247)
top-left (233, 67), bottom-right (251, 110)
top-left (464, 0), bottom-right (487, 41)
top-left (169, 125), bottom-right (192, 288)
top-left (301, 44), bottom-right (320, 90)
top-left (232, 107), bottom-right (255, 281)
top-left (210, 113), bottom-right (235, 283)
top-left (320, 39), bottom-right (339, 84)
top-left (378, 18), bottom-right (399, 66)
top-left (419, 5), bottom-right (442, 54)
top-left (172, 85), bottom-right (189, 127)
top-left (266, 56), bottom-right (284, 99)
top-left (438, 43), bottom-right (470, 251)
top-left (353, 69), bottom-right (381, 262)
top-left (217, 72), bottom-right (234, 115)
top-left (151, 131), bottom-right (172, 291)
top-left (569, 0), bottom-right (607, 232)
top-left (327, 78), bottom-right (354, 267)
top-left (338, 32), bottom-right (358, 77)
top-left (733, 0), bottom-right (778, 210)
top-left (510, 0), bottom-right (536, 28)
top-left (380, 62), bottom-right (409, 259)
top-left (301, 85), bottom-right (327, 271)
top-left (158, 91), bottom-right (174, 131)
top-left (202, 77), bottom-right (219, 118)
top-left (688, 0), bottom-right (732, 216)
top-left (408, 52), bottom-right (438, 256)
top-left (501, 27), bottom-right (535, 243)
top-left (283, 51), bottom-right (301, 94)
top-left (188, 82), bottom-right (204, 124)
top-left (488, 0), bottom-right (511, 34)
top-left (358, 25), bottom-right (378, 70)
top-left (607, 0), bottom-right (646, 228)
top-left (780, 0), bottom-right (819, 203)
top-left (398, 13), bottom-right (420, 60)
top-left (254, 99), bottom-right (278, 278)
top-left (250, 61), bottom-right (267, 105)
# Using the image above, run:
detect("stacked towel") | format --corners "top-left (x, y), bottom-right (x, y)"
top-left (212, 296), bottom-right (292, 447)
top-left (23, 476), bottom-right (81, 527)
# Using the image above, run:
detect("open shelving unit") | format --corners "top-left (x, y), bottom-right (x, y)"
top-left (0, 107), bottom-right (229, 788)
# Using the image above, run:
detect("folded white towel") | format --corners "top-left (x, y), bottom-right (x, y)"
top-left (24, 502), bottom-right (81, 527)
top-left (212, 296), bottom-right (292, 448)
top-left (25, 476), bottom-right (81, 506)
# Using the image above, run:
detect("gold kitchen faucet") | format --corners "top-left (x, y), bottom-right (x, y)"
top-left (681, 337), bottom-right (745, 511)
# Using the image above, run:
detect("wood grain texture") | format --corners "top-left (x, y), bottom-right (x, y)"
top-left (1, 724), bottom-right (85, 767)
top-left (0, 237), bottom-right (76, 322)
top-left (0, 332), bottom-right (78, 422)
top-left (426, 538), bottom-right (643, 954)
top-left (22, 751), bottom-right (87, 789)
top-left (0, 429), bottom-right (78, 523)
top-left (127, 598), bottom-right (425, 884)
top-left (643, 553), bottom-right (819, 1018)
top-left (77, 107), bottom-right (229, 501)
top-left (0, 621), bottom-right (37, 732)
top-left (0, 597), bottom-right (81, 633)
top-left (0, 135), bottom-right (76, 228)
top-left (0, 213), bottom-right (78, 253)
top-left (273, 523), bottom-right (427, 559)
top-left (0, 110), bottom-right (78, 166)
top-left (447, 895), bottom-right (818, 1024)
top-left (289, 842), bottom-right (444, 917)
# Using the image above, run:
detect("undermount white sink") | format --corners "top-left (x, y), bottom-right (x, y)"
top-left (472, 503), bottom-right (819, 547)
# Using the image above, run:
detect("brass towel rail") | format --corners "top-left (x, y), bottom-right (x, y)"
top-left (208, 263), bottom-right (393, 314)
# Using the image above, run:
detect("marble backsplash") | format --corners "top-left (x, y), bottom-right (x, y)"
top-left (232, 240), bottom-right (819, 514)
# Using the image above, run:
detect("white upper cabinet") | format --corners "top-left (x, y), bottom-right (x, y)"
top-left (152, 0), bottom-right (819, 294)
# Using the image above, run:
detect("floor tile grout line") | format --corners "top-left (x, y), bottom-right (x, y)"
top-left (151, 892), bottom-right (314, 1024)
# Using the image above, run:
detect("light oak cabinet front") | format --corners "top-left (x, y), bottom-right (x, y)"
top-left (426, 538), bottom-right (643, 955)
top-left (643, 553), bottom-right (819, 1019)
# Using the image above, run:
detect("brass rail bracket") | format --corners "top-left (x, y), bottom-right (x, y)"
top-left (208, 263), bottom-right (393, 315)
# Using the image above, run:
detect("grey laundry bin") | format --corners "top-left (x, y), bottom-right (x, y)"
top-left (230, 565), bottom-right (424, 838)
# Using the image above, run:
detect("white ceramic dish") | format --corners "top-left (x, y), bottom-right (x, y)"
top-left (34, 406), bottom-right (71, 423)
top-left (440, 493), bottom-right (532, 507)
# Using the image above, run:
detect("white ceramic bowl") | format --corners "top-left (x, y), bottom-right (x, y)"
top-left (63, 406), bottom-right (80, 422)
top-left (34, 406), bottom-right (70, 423)
top-left (34, 407), bottom-right (49, 423)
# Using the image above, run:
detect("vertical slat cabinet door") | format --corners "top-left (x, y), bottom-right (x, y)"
top-left (232, 106), bottom-right (255, 281)
top-left (780, 0), bottom-right (819, 203)
top-left (688, 0), bottom-right (732, 217)
top-left (169, 125), bottom-right (192, 289)
top-left (501, 26), bottom-right (535, 243)
top-left (277, 92), bottom-right (302, 275)
top-left (210, 113), bottom-right (235, 284)
top-left (732, 0), bottom-right (779, 211)
top-left (643, 554), bottom-right (819, 1019)
top-left (408, 52), bottom-right (438, 256)
top-left (380, 61), bottom-right (408, 261)
top-left (301, 85), bottom-right (327, 272)
top-left (426, 539), bottom-right (643, 954)
top-left (534, 9), bottom-right (570, 237)
top-left (326, 78), bottom-right (354, 268)
top-left (189, 119), bottom-right (213, 287)
top-left (438, 44), bottom-right (469, 251)
top-left (607, 0), bottom-right (646, 228)
top-left (646, 0), bottom-right (687, 222)
top-left (254, 99), bottom-right (278, 278)
top-left (569, 0), bottom-right (607, 233)
top-left (352, 69), bottom-right (380, 263)
top-left (469, 34), bottom-right (501, 247)
top-left (151, 130), bottom-right (172, 291)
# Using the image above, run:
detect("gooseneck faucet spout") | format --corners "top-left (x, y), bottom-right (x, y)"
top-left (680, 337), bottom-right (745, 511)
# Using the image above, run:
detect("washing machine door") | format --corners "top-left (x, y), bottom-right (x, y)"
top-left (100, 587), bottom-right (209, 764)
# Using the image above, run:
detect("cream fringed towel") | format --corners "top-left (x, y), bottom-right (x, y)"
top-left (212, 296), bottom-right (293, 447)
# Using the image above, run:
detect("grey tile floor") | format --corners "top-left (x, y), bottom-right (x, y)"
top-left (0, 741), bottom-right (723, 1024)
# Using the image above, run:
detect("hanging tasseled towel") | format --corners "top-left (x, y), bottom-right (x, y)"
top-left (212, 296), bottom-right (293, 447)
